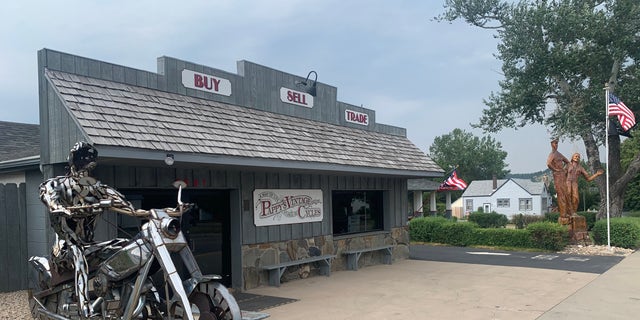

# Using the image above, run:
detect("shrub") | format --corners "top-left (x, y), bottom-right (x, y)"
top-left (544, 212), bottom-right (559, 223)
top-left (410, 216), bottom-right (573, 251)
top-left (409, 217), bottom-right (449, 242)
top-left (438, 222), bottom-right (476, 246)
top-left (473, 228), bottom-right (532, 248)
top-left (526, 221), bottom-right (569, 251)
top-left (625, 211), bottom-right (640, 218)
top-left (468, 212), bottom-right (508, 228)
top-left (592, 217), bottom-right (640, 249)
top-left (511, 214), bottom-right (545, 229)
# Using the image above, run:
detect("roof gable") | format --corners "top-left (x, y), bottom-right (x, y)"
top-left (462, 178), bottom-right (546, 197)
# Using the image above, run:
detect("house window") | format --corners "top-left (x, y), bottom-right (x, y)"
top-left (465, 199), bottom-right (473, 212)
top-left (519, 198), bottom-right (533, 211)
top-left (332, 191), bottom-right (383, 235)
top-left (497, 198), bottom-right (510, 208)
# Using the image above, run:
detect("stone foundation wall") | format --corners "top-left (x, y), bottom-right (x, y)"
top-left (241, 227), bottom-right (409, 290)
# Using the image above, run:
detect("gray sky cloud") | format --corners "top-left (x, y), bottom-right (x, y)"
top-left (0, 0), bottom-right (566, 173)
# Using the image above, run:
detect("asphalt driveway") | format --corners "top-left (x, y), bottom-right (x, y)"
top-left (409, 244), bottom-right (624, 274)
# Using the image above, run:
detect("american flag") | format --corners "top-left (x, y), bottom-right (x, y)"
top-left (608, 93), bottom-right (636, 131)
top-left (438, 169), bottom-right (468, 191)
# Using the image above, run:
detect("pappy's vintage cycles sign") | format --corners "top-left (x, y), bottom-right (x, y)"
top-left (253, 189), bottom-right (323, 226)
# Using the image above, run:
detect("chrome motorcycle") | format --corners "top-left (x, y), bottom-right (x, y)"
top-left (29, 183), bottom-right (241, 319)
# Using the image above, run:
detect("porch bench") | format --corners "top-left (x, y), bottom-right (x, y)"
top-left (343, 245), bottom-right (394, 271)
top-left (262, 254), bottom-right (336, 287)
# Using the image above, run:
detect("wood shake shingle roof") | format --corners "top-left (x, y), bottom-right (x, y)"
top-left (0, 121), bottom-right (40, 162)
top-left (46, 69), bottom-right (442, 174)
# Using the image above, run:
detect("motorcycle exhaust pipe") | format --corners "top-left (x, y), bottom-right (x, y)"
top-left (131, 296), bottom-right (146, 318)
top-left (34, 307), bottom-right (70, 320)
top-left (31, 295), bottom-right (69, 320)
top-left (90, 297), bottom-right (104, 313)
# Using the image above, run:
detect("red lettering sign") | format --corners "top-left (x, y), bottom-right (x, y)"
top-left (182, 69), bottom-right (232, 96)
top-left (287, 91), bottom-right (308, 105)
top-left (280, 87), bottom-right (314, 108)
top-left (345, 109), bottom-right (369, 125)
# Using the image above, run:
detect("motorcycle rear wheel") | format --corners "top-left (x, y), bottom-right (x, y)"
top-left (172, 282), bottom-right (241, 320)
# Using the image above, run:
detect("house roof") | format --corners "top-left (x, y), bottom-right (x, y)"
top-left (462, 178), bottom-right (546, 197)
top-left (45, 69), bottom-right (443, 176)
top-left (0, 121), bottom-right (40, 162)
top-left (407, 178), bottom-right (442, 191)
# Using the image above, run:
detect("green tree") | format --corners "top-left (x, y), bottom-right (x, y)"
top-left (429, 128), bottom-right (510, 182)
top-left (621, 135), bottom-right (640, 210)
top-left (437, 0), bottom-right (640, 218)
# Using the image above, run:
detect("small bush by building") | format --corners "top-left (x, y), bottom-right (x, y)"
top-left (526, 221), bottom-right (569, 251)
top-left (592, 217), bottom-right (640, 249)
top-left (409, 217), bottom-right (567, 251)
top-left (511, 214), bottom-right (545, 229)
top-left (467, 212), bottom-right (508, 228)
top-left (544, 212), bottom-right (559, 223)
top-left (409, 216), bottom-right (640, 251)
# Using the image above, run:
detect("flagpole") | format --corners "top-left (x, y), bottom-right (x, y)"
top-left (605, 86), bottom-right (611, 249)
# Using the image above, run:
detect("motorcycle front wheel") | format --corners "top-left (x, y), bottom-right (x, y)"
top-left (172, 282), bottom-right (241, 320)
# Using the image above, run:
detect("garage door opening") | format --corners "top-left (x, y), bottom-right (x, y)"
top-left (120, 189), bottom-right (232, 286)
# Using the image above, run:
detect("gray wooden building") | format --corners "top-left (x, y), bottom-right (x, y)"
top-left (0, 121), bottom-right (41, 292)
top-left (31, 48), bottom-right (443, 290)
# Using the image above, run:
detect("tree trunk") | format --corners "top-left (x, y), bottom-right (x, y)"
top-left (599, 192), bottom-right (625, 219)
top-left (581, 133), bottom-right (627, 219)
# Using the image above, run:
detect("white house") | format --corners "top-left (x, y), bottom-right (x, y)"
top-left (461, 178), bottom-right (551, 218)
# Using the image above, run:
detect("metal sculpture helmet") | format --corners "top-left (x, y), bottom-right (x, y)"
top-left (68, 142), bottom-right (98, 173)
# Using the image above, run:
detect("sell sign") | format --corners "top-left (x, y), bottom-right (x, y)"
top-left (280, 87), bottom-right (314, 108)
top-left (254, 189), bottom-right (323, 226)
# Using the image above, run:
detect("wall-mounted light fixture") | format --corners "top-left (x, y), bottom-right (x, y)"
top-left (295, 70), bottom-right (318, 96)
top-left (164, 153), bottom-right (175, 166)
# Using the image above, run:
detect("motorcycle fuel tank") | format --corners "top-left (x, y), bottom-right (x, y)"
top-left (99, 238), bottom-right (152, 281)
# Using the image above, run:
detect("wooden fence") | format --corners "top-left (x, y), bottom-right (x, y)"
top-left (0, 183), bottom-right (29, 292)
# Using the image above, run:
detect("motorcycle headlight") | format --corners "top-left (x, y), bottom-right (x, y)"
top-left (161, 218), bottom-right (181, 239)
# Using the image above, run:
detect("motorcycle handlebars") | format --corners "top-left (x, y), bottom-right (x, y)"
top-left (61, 200), bottom-right (193, 218)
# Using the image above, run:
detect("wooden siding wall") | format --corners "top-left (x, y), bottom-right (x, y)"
top-left (94, 165), bottom-right (408, 245)
top-left (42, 86), bottom-right (90, 165)
top-left (0, 183), bottom-right (29, 292)
top-left (25, 170), bottom-right (50, 262)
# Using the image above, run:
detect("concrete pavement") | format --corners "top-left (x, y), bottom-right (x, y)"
top-left (538, 249), bottom-right (640, 319)
top-left (245, 250), bottom-right (640, 319)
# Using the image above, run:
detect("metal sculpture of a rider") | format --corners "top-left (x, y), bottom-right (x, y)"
top-left (39, 142), bottom-right (143, 317)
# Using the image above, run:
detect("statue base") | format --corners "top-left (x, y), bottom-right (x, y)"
top-left (568, 215), bottom-right (590, 244)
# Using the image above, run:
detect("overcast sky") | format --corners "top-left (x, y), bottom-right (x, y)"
top-left (0, 0), bottom-right (574, 174)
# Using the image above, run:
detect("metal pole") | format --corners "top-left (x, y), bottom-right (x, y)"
top-left (605, 86), bottom-right (611, 249)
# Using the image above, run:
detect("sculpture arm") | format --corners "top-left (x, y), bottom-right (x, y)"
top-left (101, 185), bottom-right (149, 216)
top-left (547, 152), bottom-right (570, 172)
top-left (584, 169), bottom-right (604, 182)
top-left (39, 179), bottom-right (72, 216)
top-left (579, 166), bottom-right (603, 182)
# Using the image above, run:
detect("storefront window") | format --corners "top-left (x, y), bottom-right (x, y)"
top-left (332, 191), bottom-right (383, 235)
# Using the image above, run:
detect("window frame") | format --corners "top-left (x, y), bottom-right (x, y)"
top-left (497, 198), bottom-right (510, 208)
top-left (465, 199), bottom-right (473, 212)
top-left (332, 190), bottom-right (384, 236)
top-left (519, 198), bottom-right (533, 211)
